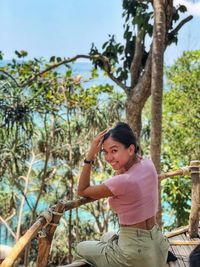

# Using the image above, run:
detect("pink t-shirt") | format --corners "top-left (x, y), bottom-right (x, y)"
top-left (103, 158), bottom-right (158, 225)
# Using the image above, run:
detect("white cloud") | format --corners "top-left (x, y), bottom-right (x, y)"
top-left (174, 0), bottom-right (200, 16)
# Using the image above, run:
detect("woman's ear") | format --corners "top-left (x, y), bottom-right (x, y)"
top-left (128, 144), bottom-right (135, 156)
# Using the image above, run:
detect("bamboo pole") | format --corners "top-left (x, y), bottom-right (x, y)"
top-left (63, 198), bottom-right (94, 211)
top-left (188, 160), bottom-right (200, 238)
top-left (165, 225), bottom-right (189, 238)
top-left (170, 240), bottom-right (200, 246)
top-left (158, 166), bottom-right (190, 180)
top-left (0, 217), bottom-right (46, 267)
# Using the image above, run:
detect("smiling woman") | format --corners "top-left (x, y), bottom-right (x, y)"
top-left (68, 122), bottom-right (169, 267)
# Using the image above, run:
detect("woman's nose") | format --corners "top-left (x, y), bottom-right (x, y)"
top-left (105, 153), bottom-right (113, 162)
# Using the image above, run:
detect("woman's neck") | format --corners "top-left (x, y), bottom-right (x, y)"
top-left (116, 155), bottom-right (140, 174)
top-left (125, 155), bottom-right (140, 171)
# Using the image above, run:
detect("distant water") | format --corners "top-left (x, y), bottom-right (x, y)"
top-left (0, 60), bottom-right (123, 92)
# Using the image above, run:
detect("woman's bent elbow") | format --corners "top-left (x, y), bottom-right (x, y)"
top-left (77, 190), bottom-right (86, 197)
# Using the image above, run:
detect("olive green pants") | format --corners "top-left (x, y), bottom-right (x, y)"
top-left (73, 224), bottom-right (169, 267)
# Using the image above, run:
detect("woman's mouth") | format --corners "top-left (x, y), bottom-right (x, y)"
top-left (110, 162), bottom-right (118, 167)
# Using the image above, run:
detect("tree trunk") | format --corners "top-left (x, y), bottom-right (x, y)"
top-left (126, 51), bottom-right (152, 139)
top-left (188, 160), bottom-right (200, 238)
top-left (150, 0), bottom-right (166, 226)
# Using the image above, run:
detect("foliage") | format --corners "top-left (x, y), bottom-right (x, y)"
top-left (161, 50), bottom-right (200, 230)
top-left (0, 190), bottom-right (16, 218)
top-left (140, 50), bottom-right (200, 230)
top-left (162, 176), bottom-right (191, 231)
top-left (90, 0), bottom-right (187, 83)
top-left (0, 51), bottom-right (126, 265)
top-left (163, 50), bottom-right (200, 166)
top-left (0, 1), bottom-right (195, 260)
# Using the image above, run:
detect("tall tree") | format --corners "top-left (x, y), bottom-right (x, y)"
top-left (90, 0), bottom-right (192, 140)
top-left (89, 1), bottom-right (192, 224)
top-left (150, 0), bottom-right (166, 224)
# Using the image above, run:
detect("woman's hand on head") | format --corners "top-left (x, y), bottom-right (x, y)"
top-left (87, 129), bottom-right (108, 160)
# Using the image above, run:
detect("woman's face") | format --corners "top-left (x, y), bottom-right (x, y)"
top-left (102, 136), bottom-right (135, 171)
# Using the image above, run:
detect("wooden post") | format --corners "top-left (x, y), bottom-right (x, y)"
top-left (36, 198), bottom-right (94, 267)
top-left (36, 200), bottom-right (66, 267)
top-left (188, 160), bottom-right (200, 238)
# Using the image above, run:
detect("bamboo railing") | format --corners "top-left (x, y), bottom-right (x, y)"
top-left (0, 160), bottom-right (199, 267)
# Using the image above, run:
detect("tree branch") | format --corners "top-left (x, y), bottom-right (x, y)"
top-left (166, 15), bottom-right (193, 45)
top-left (16, 153), bottom-right (35, 241)
top-left (5, 210), bottom-right (16, 222)
top-left (0, 216), bottom-right (16, 240)
top-left (20, 54), bottom-right (129, 93)
top-left (133, 45), bottom-right (152, 101)
top-left (0, 70), bottom-right (20, 87)
top-left (130, 29), bottom-right (144, 87)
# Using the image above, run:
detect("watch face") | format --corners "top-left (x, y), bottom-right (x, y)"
top-left (84, 159), bottom-right (94, 164)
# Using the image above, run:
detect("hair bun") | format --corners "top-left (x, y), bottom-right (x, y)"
top-left (115, 122), bottom-right (132, 131)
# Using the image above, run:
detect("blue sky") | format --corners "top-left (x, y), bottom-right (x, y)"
top-left (0, 0), bottom-right (200, 66)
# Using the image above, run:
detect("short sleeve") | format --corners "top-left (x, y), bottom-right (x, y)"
top-left (103, 174), bottom-right (127, 196)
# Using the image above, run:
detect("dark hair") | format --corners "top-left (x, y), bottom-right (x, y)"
top-left (189, 244), bottom-right (200, 267)
top-left (102, 122), bottom-right (139, 153)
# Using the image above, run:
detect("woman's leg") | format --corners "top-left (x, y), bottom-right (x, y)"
top-left (72, 231), bottom-right (127, 267)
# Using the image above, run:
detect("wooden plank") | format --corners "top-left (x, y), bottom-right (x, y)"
top-left (169, 235), bottom-right (188, 267)
top-left (179, 234), bottom-right (190, 266)
top-left (168, 227), bottom-right (200, 267)
top-left (181, 233), bottom-right (190, 266)
top-left (181, 233), bottom-right (195, 253)
top-left (168, 260), bottom-right (180, 267)
top-left (57, 263), bottom-right (90, 267)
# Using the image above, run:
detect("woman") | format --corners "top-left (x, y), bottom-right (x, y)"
top-left (71, 122), bottom-right (169, 267)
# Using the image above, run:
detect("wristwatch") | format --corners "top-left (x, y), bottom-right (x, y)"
top-left (84, 159), bottom-right (94, 164)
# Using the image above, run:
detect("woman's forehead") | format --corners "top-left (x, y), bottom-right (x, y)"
top-left (102, 137), bottom-right (122, 149)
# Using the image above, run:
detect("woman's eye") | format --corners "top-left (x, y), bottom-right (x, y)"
top-left (112, 150), bottom-right (117, 153)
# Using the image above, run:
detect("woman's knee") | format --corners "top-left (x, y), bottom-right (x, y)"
top-left (76, 241), bottom-right (87, 256)
top-left (76, 241), bottom-right (97, 257)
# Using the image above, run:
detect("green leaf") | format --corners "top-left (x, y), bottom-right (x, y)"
top-left (178, 5), bottom-right (187, 13)
top-left (65, 68), bottom-right (72, 77)
top-left (0, 51), bottom-right (4, 60)
top-left (57, 57), bottom-right (62, 63)
top-left (50, 56), bottom-right (55, 63)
